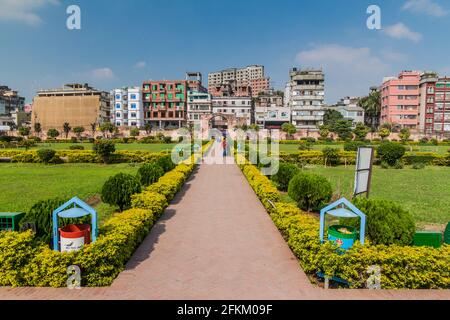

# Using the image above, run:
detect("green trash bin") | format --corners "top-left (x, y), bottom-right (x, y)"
top-left (0, 212), bottom-right (25, 231)
top-left (444, 223), bottom-right (450, 245)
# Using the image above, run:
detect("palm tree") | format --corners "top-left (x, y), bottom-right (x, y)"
top-left (359, 91), bottom-right (381, 131)
top-left (63, 122), bottom-right (71, 139)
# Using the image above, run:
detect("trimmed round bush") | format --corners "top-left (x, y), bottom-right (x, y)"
top-left (322, 147), bottom-right (340, 166)
top-left (137, 162), bottom-right (164, 187)
top-left (288, 172), bottom-right (332, 212)
top-left (36, 148), bottom-right (57, 164)
top-left (377, 142), bottom-right (405, 166)
top-left (69, 145), bottom-right (84, 150)
top-left (156, 155), bottom-right (176, 172)
top-left (342, 197), bottom-right (416, 245)
top-left (101, 173), bottom-right (141, 211)
top-left (344, 141), bottom-right (366, 151)
top-left (93, 139), bottom-right (116, 163)
top-left (271, 162), bottom-right (300, 191)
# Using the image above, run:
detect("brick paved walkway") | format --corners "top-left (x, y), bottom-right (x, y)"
top-left (0, 153), bottom-right (448, 300)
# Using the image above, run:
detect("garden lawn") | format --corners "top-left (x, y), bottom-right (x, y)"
top-left (0, 163), bottom-right (140, 221)
top-left (279, 143), bottom-right (450, 154)
top-left (304, 165), bottom-right (450, 226)
top-left (2, 143), bottom-right (176, 152)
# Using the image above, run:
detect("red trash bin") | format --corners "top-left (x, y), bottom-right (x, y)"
top-left (59, 224), bottom-right (91, 252)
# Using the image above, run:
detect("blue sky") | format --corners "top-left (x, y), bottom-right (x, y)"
top-left (1, 0), bottom-right (449, 103)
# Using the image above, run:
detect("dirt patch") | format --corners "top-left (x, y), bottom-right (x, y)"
top-left (85, 194), bottom-right (102, 207)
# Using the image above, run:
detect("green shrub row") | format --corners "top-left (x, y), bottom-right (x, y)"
top-left (236, 156), bottom-right (450, 289)
top-left (280, 150), bottom-right (450, 166)
top-left (0, 150), bottom-right (170, 164)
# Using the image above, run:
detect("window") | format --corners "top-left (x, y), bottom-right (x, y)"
top-left (115, 94), bottom-right (121, 100)
top-left (116, 104), bottom-right (121, 109)
top-left (130, 113), bottom-right (136, 118)
top-left (116, 113), bottom-right (121, 118)
top-left (131, 122), bottom-right (137, 126)
top-left (116, 122), bottom-right (121, 126)
top-left (130, 103), bottom-right (137, 109)
top-left (130, 94), bottom-right (137, 100)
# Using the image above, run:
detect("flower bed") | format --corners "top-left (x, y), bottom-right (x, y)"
top-left (0, 141), bottom-right (211, 287)
top-left (236, 154), bottom-right (450, 289)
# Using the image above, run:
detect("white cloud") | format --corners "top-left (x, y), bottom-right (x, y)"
top-left (383, 23), bottom-right (423, 43)
top-left (135, 61), bottom-right (147, 69)
top-left (89, 68), bottom-right (115, 81)
top-left (402, 0), bottom-right (448, 17)
top-left (295, 44), bottom-right (390, 103)
top-left (0, 0), bottom-right (59, 26)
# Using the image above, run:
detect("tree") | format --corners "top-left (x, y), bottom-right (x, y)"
top-left (353, 123), bottom-right (369, 141)
top-left (34, 122), bottom-right (42, 137)
top-left (101, 173), bottom-right (141, 211)
top-left (323, 109), bottom-right (344, 128)
top-left (359, 90), bottom-right (381, 130)
top-left (99, 122), bottom-right (117, 138)
top-left (47, 128), bottom-right (59, 139)
top-left (73, 126), bottom-right (85, 140)
top-left (129, 127), bottom-right (140, 138)
top-left (379, 127), bottom-right (390, 140)
top-left (90, 122), bottom-right (97, 138)
top-left (144, 123), bottom-right (152, 135)
top-left (18, 126), bottom-right (30, 137)
top-left (63, 122), bottom-right (71, 139)
top-left (332, 120), bottom-right (353, 140)
top-left (318, 125), bottom-right (330, 139)
top-left (281, 123), bottom-right (297, 140)
top-left (93, 139), bottom-right (116, 163)
top-left (399, 128), bottom-right (411, 143)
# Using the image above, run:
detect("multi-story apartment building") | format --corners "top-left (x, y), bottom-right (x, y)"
top-left (0, 86), bottom-right (27, 130)
top-left (253, 90), bottom-right (289, 129)
top-left (208, 65), bottom-right (270, 97)
top-left (419, 72), bottom-right (450, 136)
top-left (380, 71), bottom-right (421, 130)
top-left (142, 80), bottom-right (188, 129)
top-left (287, 68), bottom-right (326, 129)
top-left (32, 83), bottom-right (110, 132)
top-left (330, 96), bottom-right (365, 128)
top-left (212, 96), bottom-right (252, 126)
top-left (112, 87), bottom-right (144, 127)
top-left (187, 91), bottom-right (212, 123)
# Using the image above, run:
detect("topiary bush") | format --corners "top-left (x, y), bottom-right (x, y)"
top-left (288, 172), bottom-right (332, 212)
top-left (377, 142), bottom-right (406, 166)
top-left (156, 154), bottom-right (176, 172)
top-left (271, 162), bottom-right (300, 191)
top-left (69, 145), bottom-right (85, 150)
top-left (342, 197), bottom-right (416, 245)
top-left (136, 162), bottom-right (164, 187)
top-left (93, 139), bottom-right (116, 164)
top-left (36, 148), bottom-right (57, 164)
top-left (344, 141), bottom-right (366, 151)
top-left (322, 147), bottom-right (340, 166)
top-left (101, 173), bottom-right (141, 211)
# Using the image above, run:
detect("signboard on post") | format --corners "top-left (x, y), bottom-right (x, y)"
top-left (353, 146), bottom-right (375, 198)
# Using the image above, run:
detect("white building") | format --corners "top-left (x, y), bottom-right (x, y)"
top-left (187, 91), bottom-right (212, 123)
top-left (287, 68), bottom-right (326, 129)
top-left (212, 96), bottom-right (252, 125)
top-left (112, 87), bottom-right (144, 127)
top-left (254, 106), bottom-right (290, 129)
top-left (332, 96), bottom-right (365, 128)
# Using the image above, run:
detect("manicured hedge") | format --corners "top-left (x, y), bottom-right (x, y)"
top-left (0, 141), bottom-right (212, 287)
top-left (280, 150), bottom-right (450, 166)
top-left (237, 156), bottom-right (450, 289)
top-left (0, 150), bottom-right (171, 164)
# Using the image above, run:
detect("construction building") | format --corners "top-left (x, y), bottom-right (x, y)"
top-left (32, 83), bottom-right (110, 132)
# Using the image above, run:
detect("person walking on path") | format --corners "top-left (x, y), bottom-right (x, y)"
top-left (222, 137), bottom-right (228, 157)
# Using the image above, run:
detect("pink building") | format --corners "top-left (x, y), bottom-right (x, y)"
top-left (380, 71), bottom-right (421, 130)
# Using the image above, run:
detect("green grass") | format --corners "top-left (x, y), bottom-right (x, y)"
top-left (0, 163), bottom-right (140, 220)
top-left (2, 143), bottom-right (176, 152)
top-left (279, 143), bottom-right (450, 154)
top-left (303, 165), bottom-right (450, 226)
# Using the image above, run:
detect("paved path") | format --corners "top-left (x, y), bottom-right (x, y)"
top-left (0, 154), bottom-right (449, 300)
